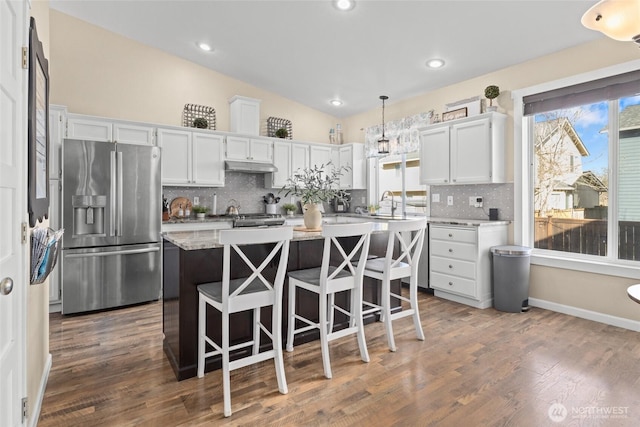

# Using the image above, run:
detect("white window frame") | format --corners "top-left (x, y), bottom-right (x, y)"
top-left (512, 58), bottom-right (640, 280)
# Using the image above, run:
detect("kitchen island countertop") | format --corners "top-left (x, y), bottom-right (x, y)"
top-left (163, 222), bottom-right (392, 251)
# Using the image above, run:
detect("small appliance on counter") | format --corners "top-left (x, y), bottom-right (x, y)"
top-left (332, 195), bottom-right (350, 213)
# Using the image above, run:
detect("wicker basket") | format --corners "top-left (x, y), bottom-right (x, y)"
top-left (182, 104), bottom-right (216, 130)
top-left (267, 116), bottom-right (292, 139)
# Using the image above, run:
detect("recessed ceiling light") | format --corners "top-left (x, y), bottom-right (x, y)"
top-left (330, 99), bottom-right (343, 106)
top-left (197, 42), bottom-right (213, 52)
top-left (333, 0), bottom-right (355, 12)
top-left (426, 58), bottom-right (445, 69)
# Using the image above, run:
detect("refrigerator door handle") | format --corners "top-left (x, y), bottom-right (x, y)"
top-left (117, 151), bottom-right (124, 237)
top-left (65, 247), bottom-right (160, 259)
top-left (110, 151), bottom-right (117, 236)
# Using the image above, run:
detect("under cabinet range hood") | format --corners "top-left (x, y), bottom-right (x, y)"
top-left (224, 160), bottom-right (278, 173)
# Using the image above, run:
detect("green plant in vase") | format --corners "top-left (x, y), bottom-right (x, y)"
top-left (282, 203), bottom-right (297, 216)
top-left (280, 162), bottom-right (349, 229)
top-left (192, 205), bottom-right (209, 218)
top-left (484, 85), bottom-right (500, 112)
top-left (275, 127), bottom-right (288, 138)
top-left (193, 117), bottom-right (208, 129)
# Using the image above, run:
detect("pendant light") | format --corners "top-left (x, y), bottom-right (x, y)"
top-left (581, 0), bottom-right (640, 45)
top-left (378, 95), bottom-right (389, 154)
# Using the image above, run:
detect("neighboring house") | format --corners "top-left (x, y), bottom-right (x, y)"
top-left (618, 105), bottom-right (640, 221)
top-left (534, 117), bottom-right (606, 213)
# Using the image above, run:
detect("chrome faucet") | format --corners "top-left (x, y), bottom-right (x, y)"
top-left (380, 190), bottom-right (397, 217)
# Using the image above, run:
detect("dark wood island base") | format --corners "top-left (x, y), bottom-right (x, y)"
top-left (162, 231), bottom-right (400, 381)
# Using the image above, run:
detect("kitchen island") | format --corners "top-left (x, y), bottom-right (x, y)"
top-left (162, 223), bottom-right (400, 381)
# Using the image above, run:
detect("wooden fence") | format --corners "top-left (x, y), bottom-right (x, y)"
top-left (534, 217), bottom-right (640, 260)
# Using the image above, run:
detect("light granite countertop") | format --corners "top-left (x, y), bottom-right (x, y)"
top-left (162, 215), bottom-right (510, 251)
top-left (163, 222), bottom-right (392, 251)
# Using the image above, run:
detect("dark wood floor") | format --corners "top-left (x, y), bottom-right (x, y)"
top-left (39, 291), bottom-right (640, 426)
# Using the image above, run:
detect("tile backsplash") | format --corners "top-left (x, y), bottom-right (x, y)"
top-left (428, 183), bottom-right (514, 221)
top-left (163, 172), bottom-right (366, 216)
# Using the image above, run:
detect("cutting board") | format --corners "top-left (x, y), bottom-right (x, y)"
top-left (170, 197), bottom-right (192, 217)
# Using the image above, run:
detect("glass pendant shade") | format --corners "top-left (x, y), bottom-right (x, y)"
top-left (378, 136), bottom-right (389, 154)
top-left (378, 95), bottom-right (389, 154)
top-left (581, 0), bottom-right (640, 43)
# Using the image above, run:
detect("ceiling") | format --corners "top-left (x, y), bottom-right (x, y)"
top-left (48, 0), bottom-right (603, 118)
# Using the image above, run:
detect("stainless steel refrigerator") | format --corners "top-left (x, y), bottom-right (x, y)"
top-left (61, 139), bottom-right (161, 314)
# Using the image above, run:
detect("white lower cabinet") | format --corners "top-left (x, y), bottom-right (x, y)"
top-left (429, 223), bottom-right (507, 308)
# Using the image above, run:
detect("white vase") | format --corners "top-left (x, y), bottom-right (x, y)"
top-left (303, 203), bottom-right (322, 229)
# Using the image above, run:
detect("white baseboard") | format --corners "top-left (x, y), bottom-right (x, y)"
top-left (28, 353), bottom-right (52, 427)
top-left (49, 302), bottom-right (61, 313)
top-left (528, 298), bottom-right (640, 332)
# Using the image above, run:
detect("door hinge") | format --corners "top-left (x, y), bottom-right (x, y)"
top-left (22, 397), bottom-right (28, 422)
top-left (21, 47), bottom-right (28, 69)
top-left (21, 222), bottom-right (28, 245)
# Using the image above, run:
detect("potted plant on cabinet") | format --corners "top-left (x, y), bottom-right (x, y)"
top-left (282, 203), bottom-right (297, 216)
top-left (280, 162), bottom-right (349, 229)
top-left (275, 128), bottom-right (288, 138)
top-left (484, 85), bottom-right (500, 112)
top-left (192, 205), bottom-right (209, 219)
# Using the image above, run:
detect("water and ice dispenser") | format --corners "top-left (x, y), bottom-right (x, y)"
top-left (72, 195), bottom-right (106, 236)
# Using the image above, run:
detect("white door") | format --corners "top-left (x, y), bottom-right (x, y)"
top-left (451, 118), bottom-right (492, 183)
top-left (1, 0), bottom-right (27, 426)
top-left (420, 126), bottom-right (450, 184)
top-left (157, 128), bottom-right (191, 185)
top-left (269, 139), bottom-right (291, 188)
top-left (192, 132), bottom-right (225, 186)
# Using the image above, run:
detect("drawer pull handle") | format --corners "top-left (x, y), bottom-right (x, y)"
top-left (449, 248), bottom-right (453, 253)
top-left (448, 281), bottom-right (453, 286)
top-left (448, 265), bottom-right (453, 269)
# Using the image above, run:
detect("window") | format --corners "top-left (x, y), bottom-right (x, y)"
top-left (514, 62), bottom-right (640, 277)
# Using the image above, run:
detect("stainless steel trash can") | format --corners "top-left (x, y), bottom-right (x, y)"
top-left (490, 245), bottom-right (532, 313)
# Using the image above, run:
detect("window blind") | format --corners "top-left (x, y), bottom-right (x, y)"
top-left (523, 69), bottom-right (640, 116)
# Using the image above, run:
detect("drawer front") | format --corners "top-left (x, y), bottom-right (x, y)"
top-left (430, 255), bottom-right (476, 280)
top-left (430, 226), bottom-right (476, 243)
top-left (430, 240), bottom-right (476, 261)
top-left (430, 271), bottom-right (477, 299)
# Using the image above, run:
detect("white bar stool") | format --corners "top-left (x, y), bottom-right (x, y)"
top-left (286, 222), bottom-right (373, 379)
top-left (197, 226), bottom-right (293, 417)
top-left (362, 218), bottom-right (427, 352)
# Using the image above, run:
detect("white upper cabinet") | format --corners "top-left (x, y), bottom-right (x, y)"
top-left (309, 143), bottom-right (336, 179)
top-left (226, 136), bottom-right (273, 162)
top-left (229, 96), bottom-right (261, 136)
top-left (67, 113), bottom-right (155, 145)
top-left (291, 142), bottom-right (310, 174)
top-left (157, 128), bottom-right (191, 185)
top-left (158, 128), bottom-right (225, 187)
top-left (267, 139), bottom-right (292, 189)
top-left (338, 144), bottom-right (366, 189)
top-left (420, 112), bottom-right (506, 185)
top-left (192, 133), bottom-right (225, 186)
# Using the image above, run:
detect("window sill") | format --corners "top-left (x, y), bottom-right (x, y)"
top-left (531, 250), bottom-right (640, 280)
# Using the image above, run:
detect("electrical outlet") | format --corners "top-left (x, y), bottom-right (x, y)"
top-left (469, 196), bottom-right (483, 208)
top-left (447, 196), bottom-right (453, 206)
top-left (193, 196), bottom-right (200, 205)
top-left (432, 193), bottom-right (440, 203)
